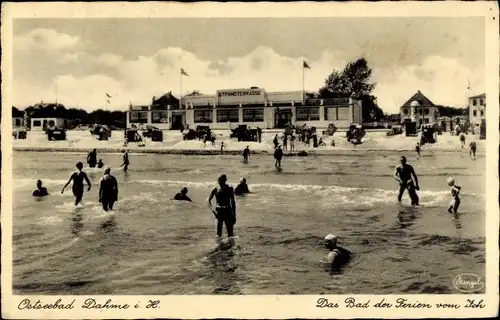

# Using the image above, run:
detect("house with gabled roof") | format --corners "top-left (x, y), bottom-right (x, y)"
top-left (400, 90), bottom-right (440, 125)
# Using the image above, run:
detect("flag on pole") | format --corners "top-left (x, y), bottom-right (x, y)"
top-left (303, 61), bottom-right (311, 69)
top-left (181, 68), bottom-right (189, 76)
top-left (106, 93), bottom-right (112, 98)
top-left (107, 99), bottom-right (110, 104)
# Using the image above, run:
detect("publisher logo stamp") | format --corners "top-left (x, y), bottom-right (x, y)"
top-left (453, 273), bottom-right (485, 293)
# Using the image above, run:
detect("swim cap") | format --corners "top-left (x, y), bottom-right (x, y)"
top-left (447, 177), bottom-right (454, 185)
top-left (325, 234), bottom-right (337, 241)
top-left (104, 167), bottom-right (111, 174)
top-left (218, 174), bottom-right (227, 182)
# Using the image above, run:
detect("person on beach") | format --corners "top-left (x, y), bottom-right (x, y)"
top-left (273, 134), bottom-right (279, 149)
top-left (415, 142), bottom-right (421, 158)
top-left (283, 134), bottom-right (288, 151)
top-left (99, 167), bottom-right (118, 211)
top-left (447, 177), bottom-right (461, 214)
top-left (324, 234), bottom-right (351, 269)
top-left (87, 149), bottom-right (97, 168)
top-left (173, 187), bottom-right (192, 202)
top-left (274, 145), bottom-right (283, 169)
top-left (32, 180), bottom-right (49, 197)
top-left (469, 140), bottom-right (477, 159)
top-left (290, 134), bottom-right (295, 151)
top-left (120, 150), bottom-right (129, 172)
top-left (459, 132), bottom-right (466, 148)
top-left (235, 178), bottom-right (250, 196)
top-left (242, 146), bottom-right (250, 164)
top-left (208, 174), bottom-right (237, 238)
top-left (97, 159), bottom-right (104, 168)
top-left (220, 142), bottom-right (225, 154)
top-left (394, 156), bottom-right (420, 206)
top-left (61, 162), bottom-right (91, 206)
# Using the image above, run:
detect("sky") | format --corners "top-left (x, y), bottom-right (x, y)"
top-left (12, 17), bottom-right (485, 113)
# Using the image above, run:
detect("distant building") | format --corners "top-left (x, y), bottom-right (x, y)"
top-left (27, 102), bottom-right (68, 131)
top-left (468, 93), bottom-right (485, 127)
top-left (126, 87), bottom-right (362, 130)
top-left (12, 107), bottom-right (25, 128)
top-left (400, 90), bottom-right (440, 126)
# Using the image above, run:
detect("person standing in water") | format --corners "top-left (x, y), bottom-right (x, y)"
top-left (32, 180), bottom-right (49, 197)
top-left (99, 167), bottom-right (118, 211)
top-left (446, 177), bottom-right (461, 214)
top-left (469, 140), bottom-right (477, 159)
top-left (242, 146), bottom-right (250, 164)
top-left (394, 156), bottom-right (420, 206)
top-left (324, 234), bottom-right (351, 269)
top-left (97, 159), bottom-right (104, 168)
top-left (274, 145), bottom-right (283, 169)
top-left (208, 174), bottom-right (237, 238)
top-left (61, 162), bottom-right (92, 206)
top-left (87, 149), bottom-right (97, 168)
top-left (121, 150), bottom-right (129, 172)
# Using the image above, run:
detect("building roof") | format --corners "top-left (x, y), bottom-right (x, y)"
top-left (469, 93), bottom-right (486, 99)
top-left (28, 103), bottom-right (67, 118)
top-left (401, 90), bottom-right (436, 108)
top-left (12, 107), bottom-right (24, 117)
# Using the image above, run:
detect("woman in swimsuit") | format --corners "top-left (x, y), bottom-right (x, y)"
top-left (208, 174), bottom-right (237, 238)
top-left (62, 162), bottom-right (92, 206)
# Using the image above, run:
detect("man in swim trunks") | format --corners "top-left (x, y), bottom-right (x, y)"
top-left (99, 167), bottom-right (118, 211)
top-left (394, 156), bottom-right (420, 205)
top-left (61, 162), bottom-right (92, 206)
top-left (121, 150), bottom-right (129, 172)
top-left (87, 149), bottom-right (97, 168)
top-left (469, 140), bottom-right (477, 159)
top-left (208, 174), bottom-right (236, 238)
top-left (274, 145), bottom-right (283, 169)
top-left (446, 177), bottom-right (461, 214)
top-left (242, 146), bottom-right (250, 164)
top-left (234, 178), bottom-right (250, 196)
top-left (173, 187), bottom-right (192, 202)
top-left (324, 234), bottom-right (351, 269)
top-left (32, 180), bottom-right (49, 197)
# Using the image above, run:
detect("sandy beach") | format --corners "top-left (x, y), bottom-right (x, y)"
top-left (12, 129), bottom-right (483, 155)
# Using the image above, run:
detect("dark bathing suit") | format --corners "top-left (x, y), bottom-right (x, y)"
top-left (88, 152), bottom-right (97, 168)
top-left (33, 187), bottom-right (48, 197)
top-left (71, 171), bottom-right (87, 203)
top-left (123, 153), bottom-right (129, 172)
top-left (173, 193), bottom-right (192, 202)
top-left (215, 185), bottom-right (235, 237)
top-left (396, 164), bottom-right (419, 205)
top-left (100, 174), bottom-right (118, 211)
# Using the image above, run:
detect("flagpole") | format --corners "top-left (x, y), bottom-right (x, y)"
top-left (302, 62), bottom-right (305, 104)
top-left (179, 70), bottom-right (182, 110)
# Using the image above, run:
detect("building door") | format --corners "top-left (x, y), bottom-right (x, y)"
top-left (171, 114), bottom-right (184, 130)
top-left (274, 109), bottom-right (293, 129)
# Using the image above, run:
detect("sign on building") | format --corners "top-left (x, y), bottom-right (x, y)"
top-left (216, 88), bottom-right (265, 105)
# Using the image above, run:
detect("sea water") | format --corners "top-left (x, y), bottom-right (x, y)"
top-left (11, 151), bottom-right (485, 294)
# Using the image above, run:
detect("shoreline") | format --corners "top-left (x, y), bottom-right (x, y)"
top-left (13, 146), bottom-right (477, 156)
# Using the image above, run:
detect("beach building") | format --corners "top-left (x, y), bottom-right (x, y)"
top-left (12, 107), bottom-right (25, 129)
top-left (468, 93), bottom-right (486, 127)
top-left (126, 87), bottom-right (362, 130)
top-left (28, 102), bottom-right (68, 131)
top-left (400, 90), bottom-right (440, 126)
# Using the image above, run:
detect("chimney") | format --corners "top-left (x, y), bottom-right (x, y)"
top-left (152, 96), bottom-right (155, 104)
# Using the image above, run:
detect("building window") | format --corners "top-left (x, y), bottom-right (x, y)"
top-left (424, 118), bottom-right (430, 124)
top-left (480, 99), bottom-right (484, 105)
top-left (473, 110), bottom-right (477, 117)
top-left (216, 108), bottom-right (239, 123)
top-left (15, 118), bottom-right (21, 126)
top-left (480, 110), bottom-right (484, 117)
top-left (296, 107), bottom-right (320, 121)
top-left (403, 108), bottom-right (409, 115)
top-left (194, 110), bottom-right (213, 123)
top-left (152, 111), bottom-right (169, 123)
top-left (424, 108), bottom-right (430, 115)
top-left (130, 111), bottom-right (149, 123)
top-left (243, 108), bottom-right (264, 122)
top-left (473, 99), bottom-right (477, 106)
top-left (33, 120), bottom-right (41, 127)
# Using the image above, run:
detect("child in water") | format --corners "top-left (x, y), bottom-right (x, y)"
top-left (415, 142), bottom-right (421, 158)
top-left (447, 177), bottom-right (461, 214)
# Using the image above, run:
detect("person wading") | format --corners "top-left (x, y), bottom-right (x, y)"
top-left (208, 174), bottom-right (237, 238)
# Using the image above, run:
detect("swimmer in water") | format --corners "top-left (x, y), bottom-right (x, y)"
top-left (173, 187), bottom-right (192, 202)
top-left (97, 159), bottom-right (104, 168)
top-left (415, 142), bottom-right (421, 158)
top-left (394, 156), bottom-right (420, 206)
top-left (121, 150), bottom-right (129, 172)
top-left (242, 146), bottom-right (250, 164)
top-left (324, 234), bottom-right (351, 269)
top-left (99, 167), bottom-right (118, 211)
top-left (274, 145), bottom-right (283, 169)
top-left (87, 149), bottom-right (97, 168)
top-left (208, 174), bottom-right (236, 238)
top-left (32, 180), bottom-right (49, 197)
top-left (61, 162), bottom-right (91, 206)
top-left (447, 177), bottom-right (461, 214)
top-left (469, 140), bottom-right (477, 159)
top-left (234, 178), bottom-right (250, 196)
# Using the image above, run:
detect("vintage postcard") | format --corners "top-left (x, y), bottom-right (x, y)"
top-left (1, 1), bottom-right (499, 319)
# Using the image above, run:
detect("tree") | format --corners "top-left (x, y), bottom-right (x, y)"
top-left (318, 57), bottom-right (384, 122)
